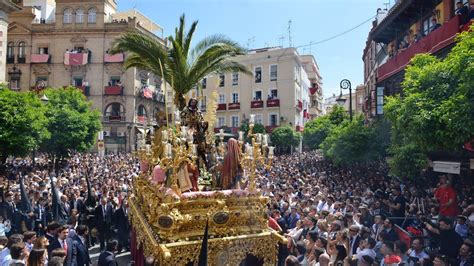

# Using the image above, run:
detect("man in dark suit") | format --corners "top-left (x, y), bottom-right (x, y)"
top-left (95, 198), bottom-right (113, 251)
top-left (113, 199), bottom-right (130, 252)
top-left (33, 198), bottom-right (48, 234)
top-left (48, 224), bottom-right (77, 266)
top-left (72, 225), bottom-right (90, 266)
top-left (60, 195), bottom-right (70, 221)
top-left (98, 239), bottom-right (119, 266)
top-left (69, 194), bottom-right (85, 216)
top-left (348, 225), bottom-right (362, 257)
top-left (45, 222), bottom-right (60, 252)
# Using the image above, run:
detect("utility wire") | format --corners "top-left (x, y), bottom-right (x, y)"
top-left (295, 15), bottom-right (377, 48)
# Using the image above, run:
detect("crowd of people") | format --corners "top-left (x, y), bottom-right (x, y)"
top-left (0, 149), bottom-right (472, 265)
top-left (0, 153), bottom-right (138, 265)
top-left (259, 151), bottom-right (474, 266)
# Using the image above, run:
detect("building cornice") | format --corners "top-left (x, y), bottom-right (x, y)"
top-left (0, 0), bottom-right (22, 13)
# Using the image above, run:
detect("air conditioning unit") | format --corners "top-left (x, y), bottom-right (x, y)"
top-left (117, 132), bottom-right (125, 137)
top-left (103, 131), bottom-right (110, 137)
top-left (280, 116), bottom-right (286, 121)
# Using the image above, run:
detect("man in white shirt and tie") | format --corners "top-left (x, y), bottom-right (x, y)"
top-left (49, 225), bottom-right (77, 265)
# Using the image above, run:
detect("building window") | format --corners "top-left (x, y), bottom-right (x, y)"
top-left (73, 77), bottom-right (84, 86)
top-left (0, 31), bottom-right (2, 37)
top-left (218, 116), bottom-right (225, 127)
top-left (254, 67), bottom-right (262, 83)
top-left (269, 89), bottom-right (278, 99)
top-left (270, 65), bottom-right (278, 81)
top-left (232, 93), bottom-right (239, 103)
top-left (109, 76), bottom-right (121, 86)
top-left (232, 72), bottom-right (238, 85)
top-left (219, 93), bottom-right (226, 104)
top-left (138, 105), bottom-right (147, 117)
top-left (38, 46), bottom-right (49, 54)
top-left (376, 86), bottom-right (384, 115)
top-left (255, 114), bottom-right (263, 125)
top-left (269, 114), bottom-right (278, 126)
top-left (231, 116), bottom-right (239, 128)
top-left (88, 8), bottom-right (97, 24)
top-left (105, 102), bottom-right (125, 116)
top-left (63, 8), bottom-right (73, 24)
top-left (17, 42), bottom-right (26, 63)
top-left (76, 8), bottom-right (84, 23)
top-left (202, 78), bottom-right (207, 89)
top-left (253, 90), bottom-right (262, 101)
top-left (219, 74), bottom-right (225, 87)
top-left (36, 76), bottom-right (48, 87)
top-left (7, 42), bottom-right (14, 62)
top-left (200, 96), bottom-right (207, 111)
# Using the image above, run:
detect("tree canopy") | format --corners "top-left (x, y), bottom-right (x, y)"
top-left (320, 115), bottom-right (388, 166)
top-left (0, 86), bottom-right (49, 164)
top-left (385, 27), bottom-right (474, 178)
top-left (303, 105), bottom-right (348, 150)
top-left (40, 88), bottom-right (101, 161)
top-left (271, 126), bottom-right (301, 153)
top-left (111, 14), bottom-right (251, 110)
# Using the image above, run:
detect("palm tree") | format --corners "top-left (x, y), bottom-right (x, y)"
top-left (111, 14), bottom-right (251, 111)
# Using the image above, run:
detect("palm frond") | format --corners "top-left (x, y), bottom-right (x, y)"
top-left (110, 15), bottom-right (250, 111)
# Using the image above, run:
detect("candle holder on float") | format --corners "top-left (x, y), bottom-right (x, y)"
top-left (238, 114), bottom-right (274, 192)
top-left (136, 112), bottom-right (198, 195)
top-left (158, 111), bottom-right (198, 195)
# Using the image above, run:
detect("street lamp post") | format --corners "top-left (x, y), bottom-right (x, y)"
top-left (337, 79), bottom-right (352, 120)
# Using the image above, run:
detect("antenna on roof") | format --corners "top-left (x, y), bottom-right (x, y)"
top-left (383, 2), bottom-right (390, 10)
top-left (278, 36), bottom-right (285, 47)
top-left (246, 36), bottom-right (255, 50)
top-left (288, 20), bottom-right (292, 47)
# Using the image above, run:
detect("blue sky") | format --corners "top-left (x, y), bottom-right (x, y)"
top-left (116, 0), bottom-right (386, 98)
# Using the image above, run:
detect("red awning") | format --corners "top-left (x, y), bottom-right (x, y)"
top-left (309, 87), bottom-right (318, 95)
top-left (104, 53), bottom-right (124, 63)
top-left (31, 54), bottom-right (50, 63)
top-left (64, 53), bottom-right (88, 66)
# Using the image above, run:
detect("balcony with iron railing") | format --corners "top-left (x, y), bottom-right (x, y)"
top-left (31, 54), bottom-right (51, 64)
top-left (216, 103), bottom-right (227, 111)
top-left (251, 100), bottom-right (264, 109)
top-left (228, 102), bottom-right (240, 110)
top-left (6, 56), bottom-right (14, 64)
top-left (104, 112), bottom-right (126, 122)
top-left (266, 98), bottom-right (280, 108)
top-left (297, 100), bottom-right (303, 111)
top-left (104, 86), bottom-right (123, 96)
top-left (17, 56), bottom-right (26, 64)
top-left (378, 15), bottom-right (464, 82)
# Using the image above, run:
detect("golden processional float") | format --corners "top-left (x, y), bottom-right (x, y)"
top-left (130, 96), bottom-right (286, 265)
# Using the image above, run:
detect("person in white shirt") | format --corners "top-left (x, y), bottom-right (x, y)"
top-left (356, 237), bottom-right (377, 266)
top-left (22, 232), bottom-right (36, 253)
top-left (0, 234), bottom-right (23, 266)
top-left (407, 237), bottom-right (429, 266)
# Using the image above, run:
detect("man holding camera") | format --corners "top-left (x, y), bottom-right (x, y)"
top-left (424, 217), bottom-right (463, 260)
top-left (384, 187), bottom-right (406, 225)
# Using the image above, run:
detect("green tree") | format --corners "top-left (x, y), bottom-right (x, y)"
top-left (385, 27), bottom-right (474, 178)
top-left (303, 116), bottom-right (333, 150)
top-left (40, 88), bottom-right (101, 169)
top-left (303, 105), bottom-right (349, 150)
top-left (0, 86), bottom-right (49, 166)
top-left (321, 115), bottom-right (385, 166)
top-left (271, 126), bottom-right (301, 154)
top-left (111, 14), bottom-right (251, 111)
